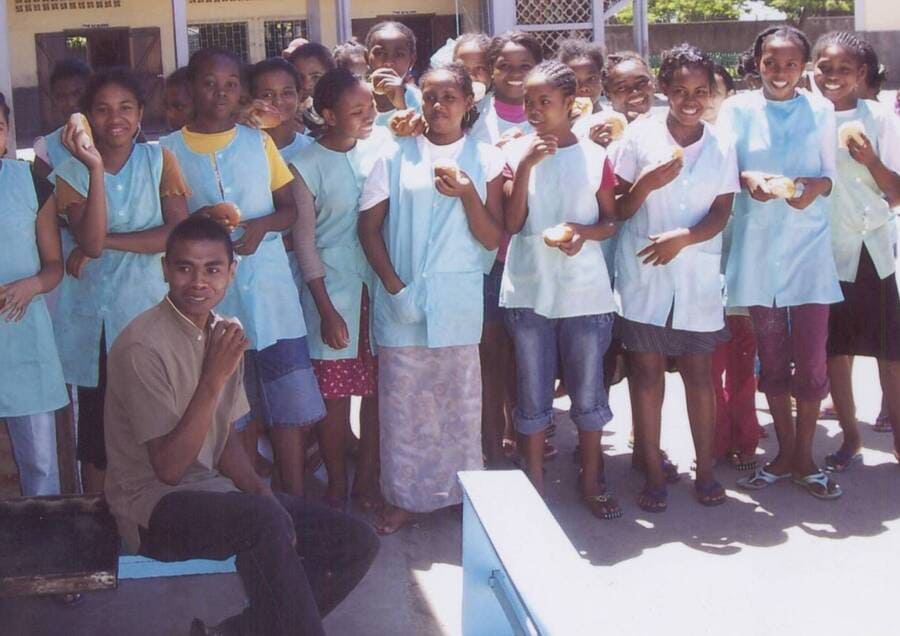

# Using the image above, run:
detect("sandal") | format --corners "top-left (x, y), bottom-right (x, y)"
top-left (824, 448), bottom-right (862, 473)
top-left (543, 439), bottom-right (558, 460)
top-left (727, 450), bottom-right (758, 472)
top-left (873, 414), bottom-right (893, 433)
top-left (632, 452), bottom-right (681, 484)
top-left (736, 465), bottom-right (790, 490)
top-left (695, 480), bottom-right (727, 507)
top-left (373, 506), bottom-right (416, 535)
top-left (583, 494), bottom-right (623, 520)
top-left (637, 486), bottom-right (668, 513)
top-left (792, 471), bottom-right (842, 500)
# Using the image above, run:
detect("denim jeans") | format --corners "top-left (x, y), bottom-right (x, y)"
top-left (5, 411), bottom-right (60, 496)
top-left (505, 309), bottom-right (614, 434)
top-left (139, 490), bottom-right (379, 636)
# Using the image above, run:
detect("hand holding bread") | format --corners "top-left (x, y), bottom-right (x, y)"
top-left (388, 109), bottom-right (426, 137)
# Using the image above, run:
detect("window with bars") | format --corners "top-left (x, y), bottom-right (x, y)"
top-left (14, 0), bottom-right (121, 11)
top-left (264, 20), bottom-right (308, 59)
top-left (515, 0), bottom-right (592, 26)
top-left (187, 22), bottom-right (250, 62)
top-left (530, 28), bottom-right (593, 58)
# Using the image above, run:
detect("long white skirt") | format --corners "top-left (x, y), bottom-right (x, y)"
top-left (378, 344), bottom-right (484, 512)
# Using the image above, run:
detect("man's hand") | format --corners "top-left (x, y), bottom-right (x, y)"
top-left (201, 321), bottom-right (249, 389)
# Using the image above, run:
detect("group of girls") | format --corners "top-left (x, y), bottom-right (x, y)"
top-left (1, 20), bottom-right (897, 534)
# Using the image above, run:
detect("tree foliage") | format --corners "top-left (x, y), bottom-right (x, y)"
top-left (613, 0), bottom-right (747, 24)
top-left (763, 1), bottom-right (854, 20)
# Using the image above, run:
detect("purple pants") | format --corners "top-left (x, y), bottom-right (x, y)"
top-left (748, 304), bottom-right (830, 402)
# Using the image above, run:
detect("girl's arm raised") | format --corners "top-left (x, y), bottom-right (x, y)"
top-left (504, 135), bottom-right (557, 234)
top-left (358, 200), bottom-right (405, 295)
top-left (61, 121), bottom-right (108, 257)
top-left (435, 173), bottom-right (503, 250)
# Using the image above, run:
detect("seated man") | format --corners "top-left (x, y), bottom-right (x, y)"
top-left (103, 216), bottom-right (378, 636)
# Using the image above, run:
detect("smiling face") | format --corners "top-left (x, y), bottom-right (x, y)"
top-left (191, 54), bottom-right (242, 127)
top-left (322, 81), bottom-right (376, 140)
top-left (492, 42), bottom-right (538, 104)
top-left (163, 238), bottom-right (236, 322)
top-left (367, 27), bottom-right (415, 78)
top-left (292, 56), bottom-right (329, 102)
top-left (88, 82), bottom-right (143, 149)
top-left (758, 36), bottom-right (806, 101)
top-left (524, 73), bottom-right (573, 135)
top-left (567, 56), bottom-right (603, 104)
top-left (814, 44), bottom-right (865, 110)
top-left (606, 59), bottom-right (654, 121)
top-left (253, 69), bottom-right (300, 124)
top-left (454, 41), bottom-right (491, 86)
top-left (663, 66), bottom-right (711, 128)
top-left (421, 70), bottom-right (472, 138)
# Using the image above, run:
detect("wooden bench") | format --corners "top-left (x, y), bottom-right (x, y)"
top-left (458, 471), bottom-right (600, 636)
top-left (0, 494), bottom-right (236, 598)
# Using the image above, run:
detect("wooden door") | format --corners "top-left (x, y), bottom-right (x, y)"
top-left (129, 27), bottom-right (165, 133)
top-left (35, 32), bottom-right (81, 132)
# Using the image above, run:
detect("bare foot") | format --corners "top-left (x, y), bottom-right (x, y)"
top-left (373, 505), bottom-right (415, 535)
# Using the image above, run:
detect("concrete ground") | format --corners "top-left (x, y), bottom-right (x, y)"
top-left (1, 357), bottom-right (898, 636)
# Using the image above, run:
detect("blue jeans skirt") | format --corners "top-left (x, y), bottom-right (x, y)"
top-left (236, 337), bottom-right (326, 431)
top-left (505, 308), bottom-right (614, 435)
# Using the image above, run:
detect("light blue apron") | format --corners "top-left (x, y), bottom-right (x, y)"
top-left (724, 91), bottom-right (842, 308)
top-left (52, 144), bottom-right (169, 387)
top-left (163, 125), bottom-right (306, 350)
top-left (0, 159), bottom-right (69, 416)
top-left (373, 136), bottom-right (495, 348)
top-left (291, 134), bottom-right (384, 360)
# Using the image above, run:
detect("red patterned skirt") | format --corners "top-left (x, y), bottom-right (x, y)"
top-left (312, 288), bottom-right (378, 399)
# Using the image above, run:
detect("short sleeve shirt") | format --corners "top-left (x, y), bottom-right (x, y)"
top-left (180, 127), bottom-right (294, 192)
top-left (103, 298), bottom-right (250, 553)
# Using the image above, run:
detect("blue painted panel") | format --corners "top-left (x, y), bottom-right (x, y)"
top-left (118, 555), bottom-right (237, 580)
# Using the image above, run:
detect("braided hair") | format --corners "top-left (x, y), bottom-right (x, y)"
top-left (657, 43), bottom-right (715, 88)
top-left (486, 31), bottom-right (543, 70)
top-left (313, 67), bottom-right (365, 116)
top-left (527, 60), bottom-right (578, 98)
top-left (753, 25), bottom-right (811, 63)
top-left (556, 38), bottom-right (605, 73)
top-left (859, 39), bottom-right (887, 93)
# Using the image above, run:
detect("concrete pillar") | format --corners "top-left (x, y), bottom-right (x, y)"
top-left (632, 0), bottom-right (650, 59)
top-left (592, 0), bottom-right (605, 49)
top-left (1, 0), bottom-right (16, 155)
top-left (335, 0), bottom-right (352, 43)
top-left (172, 0), bottom-right (190, 67)
top-left (488, 0), bottom-right (516, 35)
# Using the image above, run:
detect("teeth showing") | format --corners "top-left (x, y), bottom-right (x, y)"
top-left (507, 80), bottom-right (523, 86)
top-left (627, 97), bottom-right (645, 105)
top-left (825, 83), bottom-right (841, 90)
top-left (682, 107), bottom-right (699, 115)
top-left (772, 80), bottom-right (789, 88)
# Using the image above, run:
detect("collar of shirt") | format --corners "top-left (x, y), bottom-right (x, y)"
top-left (163, 295), bottom-right (221, 343)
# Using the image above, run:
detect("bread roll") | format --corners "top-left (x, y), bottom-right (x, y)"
top-left (388, 109), bottom-right (418, 136)
top-left (838, 120), bottom-right (866, 150)
top-left (69, 113), bottom-right (93, 150)
top-left (593, 111), bottom-right (627, 141)
top-left (670, 146), bottom-right (684, 161)
top-left (248, 103), bottom-right (282, 129)
top-left (206, 202), bottom-right (242, 230)
top-left (433, 158), bottom-right (470, 186)
top-left (571, 97), bottom-right (594, 119)
top-left (472, 81), bottom-right (487, 103)
top-left (542, 224), bottom-right (575, 247)
top-left (767, 176), bottom-right (797, 199)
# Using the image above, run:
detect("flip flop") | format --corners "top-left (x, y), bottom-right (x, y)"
top-left (695, 480), bottom-right (727, 507)
top-left (736, 465), bottom-right (790, 490)
top-left (873, 414), bottom-right (893, 433)
top-left (632, 453), bottom-right (681, 484)
top-left (637, 486), bottom-right (668, 513)
top-left (792, 471), bottom-right (842, 500)
top-left (824, 448), bottom-right (862, 473)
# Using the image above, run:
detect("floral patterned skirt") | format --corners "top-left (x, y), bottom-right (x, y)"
top-left (377, 344), bottom-right (484, 512)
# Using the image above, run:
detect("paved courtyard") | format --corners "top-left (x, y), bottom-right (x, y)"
top-left (1, 357), bottom-right (897, 636)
